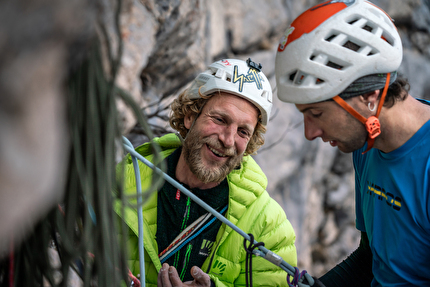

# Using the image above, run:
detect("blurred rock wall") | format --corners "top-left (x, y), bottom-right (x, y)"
top-left (0, 0), bottom-right (96, 254)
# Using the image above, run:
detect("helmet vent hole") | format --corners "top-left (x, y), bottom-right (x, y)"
top-left (325, 34), bottom-right (338, 42)
top-left (347, 17), bottom-right (371, 31)
top-left (343, 40), bottom-right (361, 52)
top-left (381, 32), bottom-right (394, 46)
top-left (327, 61), bottom-right (344, 70)
top-left (289, 71), bottom-right (297, 82)
top-left (226, 77), bottom-right (231, 82)
top-left (363, 25), bottom-right (373, 32)
top-left (348, 18), bottom-right (359, 25)
top-left (289, 70), bottom-right (307, 85)
top-left (316, 79), bottom-right (325, 85)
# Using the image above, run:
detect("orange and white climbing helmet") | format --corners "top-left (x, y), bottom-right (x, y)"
top-left (187, 58), bottom-right (273, 125)
top-left (275, 0), bottom-right (403, 104)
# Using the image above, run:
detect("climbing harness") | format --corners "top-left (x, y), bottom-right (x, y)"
top-left (122, 137), bottom-right (316, 287)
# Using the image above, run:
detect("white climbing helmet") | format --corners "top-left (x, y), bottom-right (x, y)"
top-left (187, 58), bottom-right (273, 125)
top-left (275, 0), bottom-right (403, 104)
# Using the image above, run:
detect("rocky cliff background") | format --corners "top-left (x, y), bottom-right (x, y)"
top-left (1, 0), bottom-right (430, 281)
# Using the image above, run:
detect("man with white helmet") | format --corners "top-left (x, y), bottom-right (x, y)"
top-left (275, 0), bottom-right (430, 286)
top-left (117, 58), bottom-right (297, 287)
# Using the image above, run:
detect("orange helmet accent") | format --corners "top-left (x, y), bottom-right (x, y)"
top-left (332, 73), bottom-right (391, 153)
top-left (278, 1), bottom-right (348, 52)
top-left (365, 116), bottom-right (381, 139)
top-left (276, 0), bottom-right (402, 104)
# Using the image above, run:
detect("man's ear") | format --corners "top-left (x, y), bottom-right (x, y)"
top-left (184, 113), bottom-right (195, 129)
top-left (360, 90), bottom-right (380, 105)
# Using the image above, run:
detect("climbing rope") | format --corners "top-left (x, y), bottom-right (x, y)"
top-left (287, 267), bottom-right (309, 287)
top-left (243, 233), bottom-right (265, 287)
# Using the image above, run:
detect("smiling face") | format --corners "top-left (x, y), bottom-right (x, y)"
top-left (295, 98), bottom-right (368, 153)
top-left (181, 92), bottom-right (258, 184)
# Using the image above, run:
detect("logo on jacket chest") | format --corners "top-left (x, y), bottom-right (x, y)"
top-left (366, 181), bottom-right (402, 211)
top-left (211, 259), bottom-right (226, 276)
top-left (199, 239), bottom-right (214, 257)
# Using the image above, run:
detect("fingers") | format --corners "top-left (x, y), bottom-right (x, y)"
top-left (158, 263), bottom-right (184, 287)
top-left (168, 266), bottom-right (183, 287)
top-left (158, 263), bottom-right (172, 287)
top-left (158, 264), bottom-right (211, 287)
top-left (190, 266), bottom-right (211, 287)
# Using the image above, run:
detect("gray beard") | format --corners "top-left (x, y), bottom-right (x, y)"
top-left (182, 129), bottom-right (243, 184)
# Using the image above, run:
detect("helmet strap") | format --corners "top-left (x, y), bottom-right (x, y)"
top-left (332, 73), bottom-right (391, 154)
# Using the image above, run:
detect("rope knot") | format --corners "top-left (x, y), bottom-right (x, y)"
top-left (243, 233), bottom-right (265, 254)
top-left (287, 267), bottom-right (308, 287)
top-left (243, 234), bottom-right (265, 287)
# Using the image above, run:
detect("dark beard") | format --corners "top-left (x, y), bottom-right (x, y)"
top-left (182, 128), bottom-right (243, 184)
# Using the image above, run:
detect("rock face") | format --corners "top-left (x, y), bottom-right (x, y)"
top-left (1, 0), bottom-right (429, 279)
top-left (118, 0), bottom-right (430, 277)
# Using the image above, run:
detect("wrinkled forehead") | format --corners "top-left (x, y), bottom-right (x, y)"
top-left (205, 91), bottom-right (261, 118)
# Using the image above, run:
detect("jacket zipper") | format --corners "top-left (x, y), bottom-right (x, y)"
top-left (173, 197), bottom-right (191, 268)
top-left (179, 243), bottom-right (193, 280)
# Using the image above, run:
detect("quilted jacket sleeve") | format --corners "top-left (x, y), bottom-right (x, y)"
top-left (203, 155), bottom-right (297, 287)
top-left (207, 195), bottom-right (297, 287)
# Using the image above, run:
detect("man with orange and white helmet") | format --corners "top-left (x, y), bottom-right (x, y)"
top-left (275, 0), bottom-right (430, 286)
top-left (117, 58), bottom-right (298, 287)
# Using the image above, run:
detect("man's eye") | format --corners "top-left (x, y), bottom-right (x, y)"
top-left (311, 112), bottom-right (322, 118)
top-left (239, 129), bottom-right (250, 137)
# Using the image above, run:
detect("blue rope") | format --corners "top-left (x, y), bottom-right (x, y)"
top-left (160, 205), bottom-right (228, 264)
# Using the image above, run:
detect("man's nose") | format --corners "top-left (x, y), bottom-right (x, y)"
top-left (219, 125), bottom-right (236, 148)
top-left (303, 118), bottom-right (323, 141)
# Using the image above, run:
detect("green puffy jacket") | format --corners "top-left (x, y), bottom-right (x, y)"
top-left (115, 134), bottom-right (297, 287)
